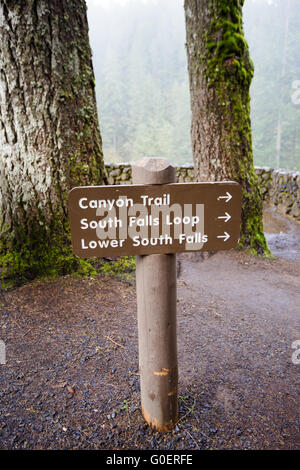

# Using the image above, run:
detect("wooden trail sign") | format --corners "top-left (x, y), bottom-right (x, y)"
top-left (68, 182), bottom-right (242, 258)
top-left (68, 157), bottom-right (242, 433)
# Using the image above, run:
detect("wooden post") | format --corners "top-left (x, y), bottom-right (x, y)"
top-left (132, 157), bottom-right (178, 432)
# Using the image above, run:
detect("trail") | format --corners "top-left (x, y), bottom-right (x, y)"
top-left (0, 207), bottom-right (299, 449)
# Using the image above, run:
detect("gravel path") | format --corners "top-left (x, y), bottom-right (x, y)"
top-left (0, 209), bottom-right (299, 450)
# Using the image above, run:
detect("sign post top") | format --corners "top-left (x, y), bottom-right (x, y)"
top-left (132, 157), bottom-right (176, 185)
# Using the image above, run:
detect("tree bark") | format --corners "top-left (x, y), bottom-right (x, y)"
top-left (0, 0), bottom-right (106, 284)
top-left (184, 0), bottom-right (269, 254)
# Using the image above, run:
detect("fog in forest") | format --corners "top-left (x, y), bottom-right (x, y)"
top-left (86, 0), bottom-right (300, 171)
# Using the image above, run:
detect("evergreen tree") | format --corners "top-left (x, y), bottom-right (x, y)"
top-left (184, 0), bottom-right (269, 254)
top-left (0, 0), bottom-right (106, 285)
top-left (87, 0), bottom-right (192, 163)
top-left (244, 0), bottom-right (300, 170)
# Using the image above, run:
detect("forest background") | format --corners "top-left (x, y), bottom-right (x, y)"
top-left (86, 0), bottom-right (300, 171)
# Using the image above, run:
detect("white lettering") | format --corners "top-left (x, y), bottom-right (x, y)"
top-left (78, 197), bottom-right (133, 210)
top-left (79, 198), bottom-right (88, 209)
top-left (81, 239), bottom-right (125, 249)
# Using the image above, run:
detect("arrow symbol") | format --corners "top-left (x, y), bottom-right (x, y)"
top-left (218, 212), bottom-right (231, 223)
top-left (217, 232), bottom-right (230, 242)
top-left (218, 192), bottom-right (232, 203)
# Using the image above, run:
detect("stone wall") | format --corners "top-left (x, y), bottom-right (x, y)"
top-left (256, 167), bottom-right (300, 220)
top-left (105, 163), bottom-right (300, 221)
top-left (105, 162), bottom-right (195, 185)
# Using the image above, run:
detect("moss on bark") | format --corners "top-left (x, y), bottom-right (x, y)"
top-left (185, 0), bottom-right (271, 256)
top-left (0, 0), bottom-right (107, 288)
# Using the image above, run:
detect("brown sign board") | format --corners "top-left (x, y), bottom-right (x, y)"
top-left (68, 182), bottom-right (242, 258)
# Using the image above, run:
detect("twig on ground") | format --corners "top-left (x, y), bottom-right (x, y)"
top-left (104, 335), bottom-right (126, 349)
top-left (185, 429), bottom-right (200, 450)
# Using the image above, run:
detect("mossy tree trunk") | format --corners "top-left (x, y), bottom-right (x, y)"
top-left (0, 0), bottom-right (106, 284)
top-left (184, 0), bottom-right (270, 254)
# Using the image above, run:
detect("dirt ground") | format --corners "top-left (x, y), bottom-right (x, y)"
top-left (0, 205), bottom-right (299, 450)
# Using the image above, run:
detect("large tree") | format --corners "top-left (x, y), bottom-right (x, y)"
top-left (0, 0), bottom-right (106, 285)
top-left (184, 0), bottom-right (269, 254)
